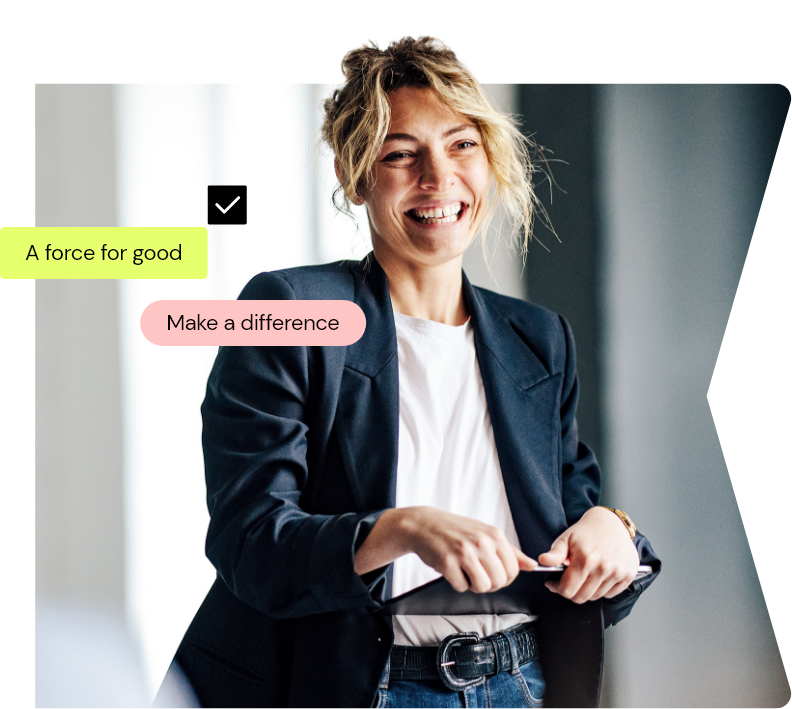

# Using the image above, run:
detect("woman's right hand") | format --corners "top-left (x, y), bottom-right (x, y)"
top-left (354, 506), bottom-right (537, 592)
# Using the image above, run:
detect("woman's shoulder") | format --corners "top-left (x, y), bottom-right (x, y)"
top-left (237, 260), bottom-right (358, 301)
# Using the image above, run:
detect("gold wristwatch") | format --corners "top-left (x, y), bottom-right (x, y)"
top-left (601, 507), bottom-right (636, 539)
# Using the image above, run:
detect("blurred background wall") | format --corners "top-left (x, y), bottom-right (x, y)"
top-left (36, 85), bottom-right (124, 609)
top-left (35, 83), bottom-right (789, 707)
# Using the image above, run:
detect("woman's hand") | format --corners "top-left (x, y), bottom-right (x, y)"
top-left (354, 506), bottom-right (537, 592)
top-left (538, 506), bottom-right (639, 603)
top-left (406, 507), bottom-right (538, 592)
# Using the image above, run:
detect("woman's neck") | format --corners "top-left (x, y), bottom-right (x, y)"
top-left (373, 249), bottom-right (469, 326)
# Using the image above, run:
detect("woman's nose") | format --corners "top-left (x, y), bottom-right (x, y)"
top-left (419, 153), bottom-right (455, 192)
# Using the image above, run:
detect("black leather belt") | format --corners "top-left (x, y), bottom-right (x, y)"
top-left (388, 623), bottom-right (539, 691)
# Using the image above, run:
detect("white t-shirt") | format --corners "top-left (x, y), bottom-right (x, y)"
top-left (392, 311), bottom-right (534, 647)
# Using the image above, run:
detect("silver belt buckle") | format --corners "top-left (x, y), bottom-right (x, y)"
top-left (436, 631), bottom-right (485, 691)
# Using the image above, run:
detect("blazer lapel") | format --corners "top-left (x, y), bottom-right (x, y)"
top-left (463, 276), bottom-right (569, 557)
top-left (334, 256), bottom-right (400, 512)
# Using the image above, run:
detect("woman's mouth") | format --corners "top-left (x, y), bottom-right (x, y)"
top-left (406, 201), bottom-right (465, 225)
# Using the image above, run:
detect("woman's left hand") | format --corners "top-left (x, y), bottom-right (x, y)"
top-left (538, 506), bottom-right (639, 603)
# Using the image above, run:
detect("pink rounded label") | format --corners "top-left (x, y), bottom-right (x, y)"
top-left (140, 300), bottom-right (366, 346)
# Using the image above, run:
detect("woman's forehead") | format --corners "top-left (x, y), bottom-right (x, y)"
top-left (387, 87), bottom-right (479, 139)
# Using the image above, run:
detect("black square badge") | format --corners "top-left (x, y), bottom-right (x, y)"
top-left (208, 185), bottom-right (247, 225)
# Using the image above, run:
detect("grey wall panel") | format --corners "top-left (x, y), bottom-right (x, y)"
top-left (598, 85), bottom-right (788, 707)
top-left (35, 85), bottom-right (124, 610)
top-left (518, 84), bottom-right (604, 467)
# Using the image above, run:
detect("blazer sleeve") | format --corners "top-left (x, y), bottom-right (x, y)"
top-left (201, 272), bottom-right (387, 619)
top-left (557, 314), bottom-right (662, 625)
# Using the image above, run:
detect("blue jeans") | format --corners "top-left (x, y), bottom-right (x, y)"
top-left (375, 657), bottom-right (545, 708)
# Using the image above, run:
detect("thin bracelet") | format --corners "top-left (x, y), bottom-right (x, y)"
top-left (600, 506), bottom-right (636, 539)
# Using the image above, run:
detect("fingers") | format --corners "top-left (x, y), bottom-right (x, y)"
top-left (442, 561), bottom-right (472, 593)
top-left (546, 557), bottom-right (635, 603)
top-left (439, 527), bottom-right (524, 592)
top-left (541, 507), bottom-right (640, 603)
top-left (465, 531), bottom-right (512, 592)
top-left (440, 543), bottom-right (506, 594)
top-left (465, 541), bottom-right (538, 592)
top-left (538, 535), bottom-right (569, 567)
top-left (575, 566), bottom-right (634, 603)
top-left (409, 508), bottom-right (539, 594)
top-left (464, 555), bottom-right (501, 593)
top-left (560, 561), bottom-right (610, 603)
top-left (603, 576), bottom-right (633, 600)
top-left (515, 547), bottom-right (538, 572)
top-left (491, 542), bottom-right (518, 588)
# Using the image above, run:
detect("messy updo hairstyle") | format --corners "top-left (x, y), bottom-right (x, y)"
top-left (321, 36), bottom-right (543, 255)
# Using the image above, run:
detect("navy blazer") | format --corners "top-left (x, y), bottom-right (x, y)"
top-left (167, 254), bottom-right (660, 708)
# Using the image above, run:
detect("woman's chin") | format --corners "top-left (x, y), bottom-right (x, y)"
top-left (401, 232), bottom-right (475, 267)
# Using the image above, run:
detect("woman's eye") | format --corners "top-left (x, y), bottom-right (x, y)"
top-left (456, 140), bottom-right (477, 150)
top-left (382, 151), bottom-right (413, 162)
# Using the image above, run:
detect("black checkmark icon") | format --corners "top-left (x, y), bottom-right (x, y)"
top-left (208, 185), bottom-right (247, 225)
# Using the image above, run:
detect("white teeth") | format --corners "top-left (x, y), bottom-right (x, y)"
top-left (412, 202), bottom-right (463, 219)
top-left (422, 213), bottom-right (459, 224)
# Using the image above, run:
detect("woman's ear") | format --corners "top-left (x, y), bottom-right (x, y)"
top-left (334, 158), bottom-right (366, 206)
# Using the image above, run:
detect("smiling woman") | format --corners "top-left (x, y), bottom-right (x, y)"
top-left (354, 87), bottom-right (492, 324)
top-left (157, 37), bottom-right (661, 709)
top-left (356, 91), bottom-right (490, 241)
top-left (323, 40), bottom-right (538, 258)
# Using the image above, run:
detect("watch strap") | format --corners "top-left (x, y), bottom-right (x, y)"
top-left (602, 506), bottom-right (636, 540)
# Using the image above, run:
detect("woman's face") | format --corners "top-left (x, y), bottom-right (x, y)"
top-left (358, 86), bottom-right (491, 269)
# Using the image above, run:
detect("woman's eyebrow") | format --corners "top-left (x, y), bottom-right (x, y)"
top-left (383, 124), bottom-right (478, 143)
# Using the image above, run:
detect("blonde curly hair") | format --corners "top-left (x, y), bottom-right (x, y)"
top-left (321, 36), bottom-right (544, 256)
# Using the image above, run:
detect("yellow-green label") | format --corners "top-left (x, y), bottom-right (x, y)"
top-left (0, 227), bottom-right (208, 279)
